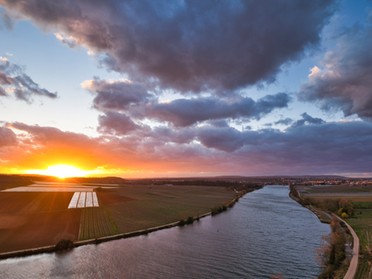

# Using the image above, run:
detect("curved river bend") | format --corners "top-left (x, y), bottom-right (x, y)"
top-left (0, 186), bottom-right (329, 279)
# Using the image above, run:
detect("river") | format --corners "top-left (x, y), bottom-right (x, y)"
top-left (0, 185), bottom-right (329, 278)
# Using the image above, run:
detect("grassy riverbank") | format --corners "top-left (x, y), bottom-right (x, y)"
top-left (290, 185), bottom-right (352, 278)
top-left (295, 184), bottom-right (372, 279)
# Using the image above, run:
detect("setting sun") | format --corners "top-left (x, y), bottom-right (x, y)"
top-left (26, 164), bottom-right (90, 179)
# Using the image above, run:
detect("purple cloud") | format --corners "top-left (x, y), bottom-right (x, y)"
top-left (98, 112), bottom-right (140, 135)
top-left (2, 0), bottom-right (336, 93)
top-left (82, 78), bottom-right (152, 112)
top-left (299, 19), bottom-right (372, 120)
top-left (4, 119), bottom-right (372, 176)
top-left (192, 119), bottom-right (372, 174)
top-left (148, 93), bottom-right (290, 127)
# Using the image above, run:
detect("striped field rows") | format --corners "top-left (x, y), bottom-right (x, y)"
top-left (68, 192), bottom-right (99, 209)
top-left (78, 207), bottom-right (119, 240)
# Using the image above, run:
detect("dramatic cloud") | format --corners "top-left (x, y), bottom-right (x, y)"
top-left (1, 0), bottom-right (336, 92)
top-left (149, 93), bottom-right (290, 127)
top-left (3, 119), bottom-right (372, 177)
top-left (7, 122), bottom-right (111, 169)
top-left (299, 18), bottom-right (372, 119)
top-left (2, 1), bottom-right (371, 178)
top-left (0, 56), bottom-right (57, 102)
top-left (82, 77), bottom-right (291, 132)
top-left (194, 119), bottom-right (372, 175)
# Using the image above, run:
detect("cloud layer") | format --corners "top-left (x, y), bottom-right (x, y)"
top-left (299, 18), bottom-right (372, 119)
top-left (148, 93), bottom-right (291, 127)
top-left (83, 78), bottom-right (291, 133)
top-left (1, 0), bottom-right (336, 93)
top-left (1, 1), bottom-right (371, 177)
top-left (2, 118), bottom-right (372, 177)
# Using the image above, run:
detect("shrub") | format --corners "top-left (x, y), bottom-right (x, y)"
top-left (211, 205), bottom-right (228, 216)
top-left (341, 212), bottom-right (349, 219)
top-left (318, 218), bottom-right (347, 278)
top-left (55, 239), bottom-right (74, 252)
top-left (178, 216), bottom-right (194, 227)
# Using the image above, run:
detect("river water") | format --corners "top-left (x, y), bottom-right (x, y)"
top-left (0, 185), bottom-right (329, 278)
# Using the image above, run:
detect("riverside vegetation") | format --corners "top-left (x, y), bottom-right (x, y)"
top-left (293, 184), bottom-right (372, 279)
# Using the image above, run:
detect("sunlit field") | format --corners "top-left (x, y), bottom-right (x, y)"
top-left (0, 179), bottom-right (237, 254)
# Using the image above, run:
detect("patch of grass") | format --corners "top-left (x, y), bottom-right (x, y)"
top-left (353, 201), bottom-right (372, 209)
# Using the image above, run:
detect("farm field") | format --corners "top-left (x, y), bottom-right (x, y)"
top-left (297, 184), bottom-right (372, 279)
top-left (0, 192), bottom-right (80, 253)
top-left (0, 181), bottom-right (238, 255)
top-left (98, 185), bottom-right (236, 233)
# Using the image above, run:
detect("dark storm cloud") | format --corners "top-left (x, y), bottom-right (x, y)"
top-left (299, 19), bottom-right (372, 119)
top-left (149, 93), bottom-right (290, 127)
top-left (83, 78), bottom-right (153, 112)
top-left (0, 57), bottom-right (57, 102)
top-left (1, 0), bottom-right (336, 92)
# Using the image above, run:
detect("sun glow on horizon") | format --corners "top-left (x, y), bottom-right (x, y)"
top-left (25, 164), bottom-right (97, 179)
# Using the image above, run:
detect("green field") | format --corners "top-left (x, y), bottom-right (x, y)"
top-left (96, 185), bottom-right (236, 233)
top-left (348, 203), bottom-right (372, 279)
top-left (298, 185), bottom-right (372, 279)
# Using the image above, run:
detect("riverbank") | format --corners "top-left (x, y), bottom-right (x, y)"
top-left (289, 185), bottom-right (332, 223)
top-left (289, 185), bottom-right (359, 279)
top-left (0, 187), bottom-right (250, 260)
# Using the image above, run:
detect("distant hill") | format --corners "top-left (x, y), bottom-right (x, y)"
top-left (0, 174), bottom-right (34, 190)
top-left (0, 174), bottom-right (127, 187)
top-left (66, 176), bottom-right (127, 185)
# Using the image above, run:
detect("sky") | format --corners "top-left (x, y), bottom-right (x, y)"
top-left (0, 0), bottom-right (371, 178)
